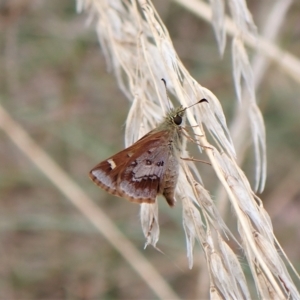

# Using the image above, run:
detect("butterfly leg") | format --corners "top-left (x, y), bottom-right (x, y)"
top-left (180, 156), bottom-right (211, 165)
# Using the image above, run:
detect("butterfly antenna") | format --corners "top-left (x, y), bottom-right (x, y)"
top-left (176, 98), bottom-right (208, 115)
top-left (185, 98), bottom-right (208, 111)
top-left (161, 78), bottom-right (172, 110)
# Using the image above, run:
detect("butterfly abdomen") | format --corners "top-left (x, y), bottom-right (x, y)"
top-left (161, 154), bottom-right (179, 206)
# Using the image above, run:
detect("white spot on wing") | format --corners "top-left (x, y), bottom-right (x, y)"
top-left (107, 158), bottom-right (116, 170)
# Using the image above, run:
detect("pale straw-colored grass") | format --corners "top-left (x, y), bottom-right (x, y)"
top-left (76, 0), bottom-right (300, 299)
top-left (1, 0), bottom-right (299, 299)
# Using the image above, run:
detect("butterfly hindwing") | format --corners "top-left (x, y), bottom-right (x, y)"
top-left (90, 130), bottom-right (171, 203)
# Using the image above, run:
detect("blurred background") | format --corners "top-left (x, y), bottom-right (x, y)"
top-left (0, 0), bottom-right (300, 299)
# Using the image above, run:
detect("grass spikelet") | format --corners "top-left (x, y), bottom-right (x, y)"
top-left (209, 0), bottom-right (226, 55)
top-left (140, 202), bottom-right (160, 248)
top-left (218, 236), bottom-right (251, 299)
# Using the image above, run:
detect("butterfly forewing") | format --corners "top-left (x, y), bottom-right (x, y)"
top-left (90, 130), bottom-right (173, 204)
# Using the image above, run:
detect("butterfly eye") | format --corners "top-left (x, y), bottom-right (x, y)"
top-left (173, 114), bottom-right (182, 125)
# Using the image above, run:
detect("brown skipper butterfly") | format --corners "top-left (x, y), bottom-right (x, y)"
top-left (89, 99), bottom-right (208, 206)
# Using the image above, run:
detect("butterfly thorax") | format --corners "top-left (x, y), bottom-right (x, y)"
top-left (152, 106), bottom-right (186, 153)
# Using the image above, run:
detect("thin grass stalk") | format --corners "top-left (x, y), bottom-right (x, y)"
top-left (78, 0), bottom-right (300, 298)
top-left (0, 104), bottom-right (180, 300)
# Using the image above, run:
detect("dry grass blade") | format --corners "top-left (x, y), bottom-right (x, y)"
top-left (0, 104), bottom-right (180, 300)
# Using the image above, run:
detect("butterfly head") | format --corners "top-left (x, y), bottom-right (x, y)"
top-left (166, 99), bottom-right (208, 127)
top-left (169, 106), bottom-right (185, 126)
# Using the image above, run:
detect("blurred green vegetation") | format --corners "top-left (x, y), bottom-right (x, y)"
top-left (0, 0), bottom-right (299, 299)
